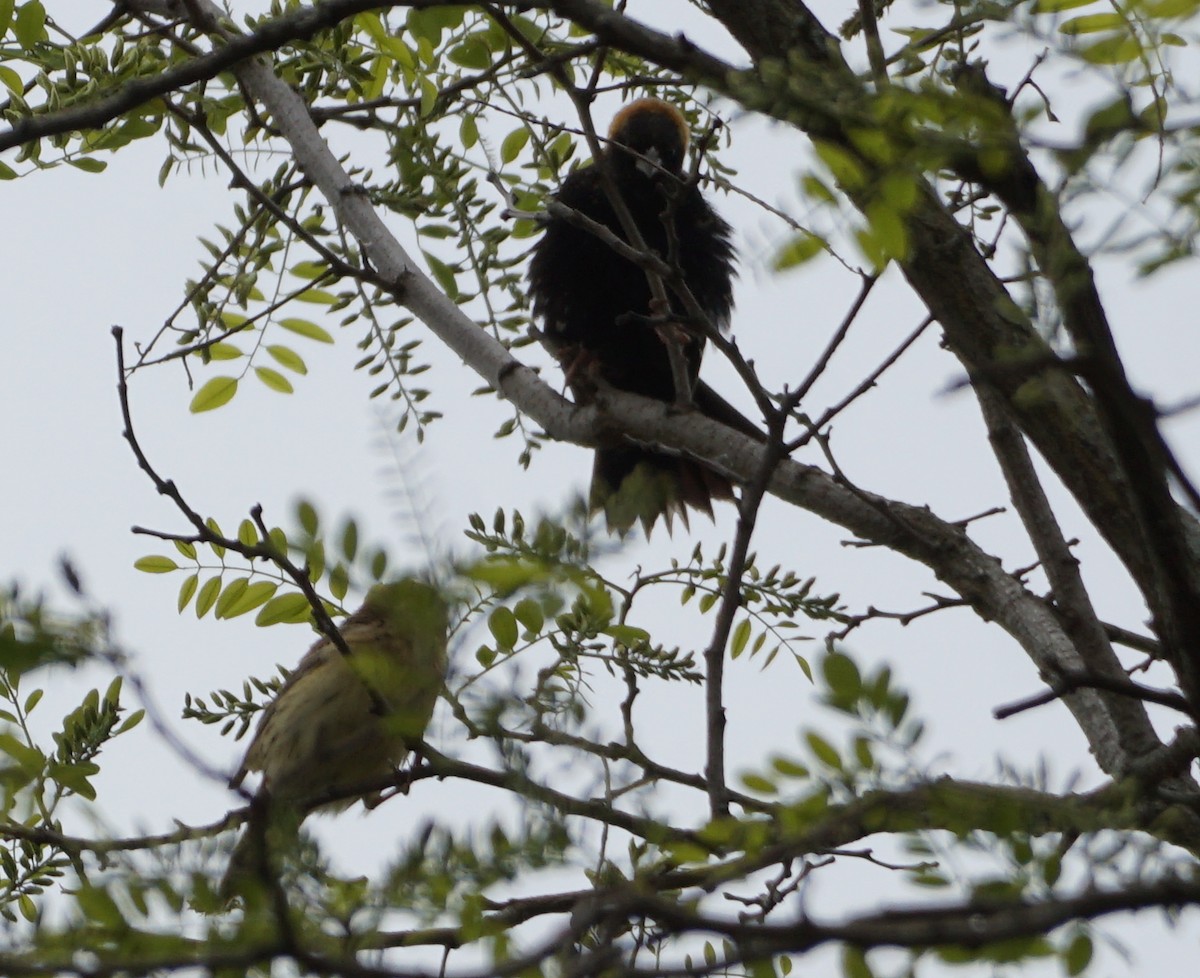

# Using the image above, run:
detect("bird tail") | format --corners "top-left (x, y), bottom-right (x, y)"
top-left (591, 384), bottom-right (765, 536)
top-left (218, 794), bottom-right (301, 906)
top-left (591, 447), bottom-right (734, 537)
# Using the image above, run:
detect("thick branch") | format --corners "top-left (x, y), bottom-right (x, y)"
top-left (946, 87), bottom-right (1200, 702)
top-left (0, 0), bottom-right (395, 153)
top-left (147, 0), bottom-right (1175, 795)
top-left (975, 384), bottom-right (1163, 755)
top-left (628, 877), bottom-right (1200, 962)
top-left (544, 2), bottom-right (1200, 709)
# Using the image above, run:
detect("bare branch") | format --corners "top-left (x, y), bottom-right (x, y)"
top-left (994, 670), bottom-right (1195, 722)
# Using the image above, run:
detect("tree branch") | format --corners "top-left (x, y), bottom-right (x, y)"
top-left (975, 383), bottom-right (1165, 750)
top-left (135, 0), bottom-right (1187, 817)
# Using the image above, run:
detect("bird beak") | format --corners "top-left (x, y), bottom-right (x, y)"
top-left (635, 147), bottom-right (662, 177)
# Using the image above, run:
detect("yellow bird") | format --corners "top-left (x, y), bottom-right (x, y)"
top-left (220, 579), bottom-right (448, 900)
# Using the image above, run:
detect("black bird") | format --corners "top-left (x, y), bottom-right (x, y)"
top-left (528, 98), bottom-right (747, 535)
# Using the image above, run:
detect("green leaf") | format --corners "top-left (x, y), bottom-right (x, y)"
top-left (805, 731), bottom-right (843, 770)
top-left (255, 593), bottom-right (313, 626)
top-left (0, 0), bottom-right (15, 38)
top-left (1043, 850), bottom-right (1063, 885)
top-left (294, 289), bottom-right (336, 305)
top-left (500, 126), bottom-right (530, 164)
top-left (307, 540), bottom-right (326, 582)
top-left (117, 709), bottom-right (145, 734)
top-left (822, 652), bottom-right (862, 698)
top-left (222, 580), bottom-right (279, 619)
top-left (464, 555), bottom-right (547, 592)
top-left (1084, 96), bottom-right (1136, 142)
top-left (255, 366), bottom-right (294, 394)
top-left (267, 526), bottom-right (288, 558)
top-left (770, 755), bottom-right (809, 778)
top-left (488, 607), bottom-right (518, 650)
top-left (379, 35), bottom-right (415, 69)
top-left (195, 575), bottom-right (222, 618)
top-left (1064, 932), bottom-right (1093, 975)
top-left (75, 884), bottom-right (123, 927)
top-left (1077, 34), bottom-right (1142, 63)
top-left (206, 342), bottom-right (243, 361)
top-left (772, 232), bottom-right (825, 270)
top-left (341, 520), bottom-right (359, 561)
top-left (206, 518), bottom-right (226, 556)
top-left (513, 597), bottom-right (544, 636)
top-left (13, 0), bottom-right (46, 49)
top-left (0, 159), bottom-right (16, 180)
top-left (230, 520), bottom-right (253, 548)
top-left (842, 946), bottom-right (874, 978)
top-left (297, 500), bottom-right (319, 535)
top-left (189, 376), bottom-right (239, 413)
top-left (740, 772), bottom-right (778, 795)
top-left (361, 54), bottom-right (388, 101)
top-left (424, 251), bottom-right (459, 298)
top-left (1031, 0), bottom-right (1098, 10)
top-left (448, 36), bottom-right (491, 69)
top-left (67, 157), bottom-right (107, 173)
top-left (0, 733), bottom-right (43, 775)
top-left (460, 114), bottom-right (479, 149)
top-left (134, 555), bottom-right (178, 574)
top-left (329, 563), bottom-right (349, 601)
top-left (913, 870), bottom-right (950, 888)
top-left (214, 578), bottom-right (249, 619)
top-left (730, 618), bottom-right (752, 658)
top-left (661, 838), bottom-right (711, 865)
top-left (1145, 0), bottom-right (1198, 15)
top-left (177, 573), bottom-right (198, 612)
top-left (813, 140), bottom-right (866, 190)
top-left (289, 261), bottom-right (328, 280)
top-left (862, 200), bottom-right (908, 265)
top-left (278, 317), bottom-right (333, 343)
top-left (419, 77), bottom-right (438, 117)
top-left (1059, 12), bottom-right (1127, 32)
top-left (604, 623), bottom-right (651, 646)
top-left (51, 761), bottom-right (98, 801)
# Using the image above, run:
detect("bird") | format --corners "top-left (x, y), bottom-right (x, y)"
top-left (528, 97), bottom-right (754, 536)
top-left (219, 579), bottom-right (448, 901)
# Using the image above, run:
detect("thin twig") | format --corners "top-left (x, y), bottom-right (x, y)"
top-left (702, 411), bottom-right (788, 817)
top-left (113, 327), bottom-right (366, 689)
top-left (786, 272), bottom-right (878, 410)
top-left (994, 670), bottom-right (1194, 721)
top-left (787, 315), bottom-right (932, 452)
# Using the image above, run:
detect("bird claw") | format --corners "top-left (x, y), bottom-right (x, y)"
top-left (654, 320), bottom-right (693, 348)
top-left (556, 345), bottom-right (604, 398)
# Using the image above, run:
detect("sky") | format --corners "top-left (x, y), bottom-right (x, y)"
top-left (3, 0), bottom-right (1200, 974)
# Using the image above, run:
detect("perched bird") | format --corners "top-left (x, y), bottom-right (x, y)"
top-left (220, 579), bottom-right (448, 899)
top-left (528, 97), bottom-right (751, 535)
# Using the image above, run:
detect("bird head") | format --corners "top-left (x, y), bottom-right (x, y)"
top-left (607, 98), bottom-right (690, 180)
top-left (363, 579), bottom-right (449, 658)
